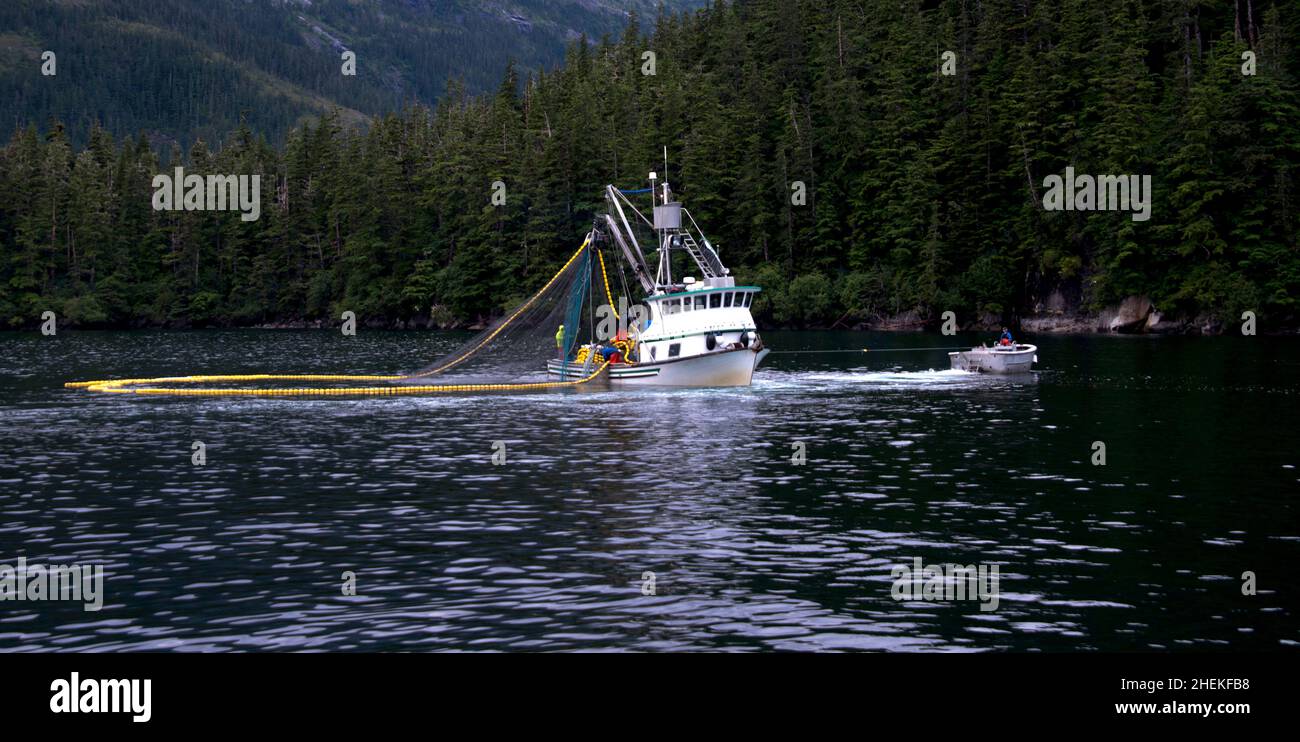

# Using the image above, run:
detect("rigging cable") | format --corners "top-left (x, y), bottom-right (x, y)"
top-left (766, 346), bottom-right (969, 354)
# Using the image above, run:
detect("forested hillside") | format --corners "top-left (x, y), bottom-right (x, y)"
top-left (1, 0), bottom-right (1298, 332)
top-left (0, 0), bottom-right (696, 146)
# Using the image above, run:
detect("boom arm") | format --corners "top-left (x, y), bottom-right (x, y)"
top-left (602, 214), bottom-right (656, 295)
top-left (601, 185), bottom-right (656, 294)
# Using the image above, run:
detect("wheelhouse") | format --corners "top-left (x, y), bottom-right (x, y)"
top-left (649, 286), bottom-right (760, 318)
top-left (633, 282), bottom-right (762, 365)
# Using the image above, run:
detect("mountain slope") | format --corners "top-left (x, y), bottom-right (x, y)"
top-left (0, 0), bottom-right (702, 145)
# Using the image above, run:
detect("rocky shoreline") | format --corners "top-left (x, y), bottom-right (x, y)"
top-left (1024, 296), bottom-right (1227, 335)
top-left (855, 295), bottom-right (1294, 336)
top-left (24, 295), bottom-right (1294, 335)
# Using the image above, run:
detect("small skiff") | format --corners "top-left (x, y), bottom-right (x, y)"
top-left (948, 343), bottom-right (1038, 374)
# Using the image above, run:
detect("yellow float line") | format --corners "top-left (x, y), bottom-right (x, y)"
top-left (64, 238), bottom-right (610, 398)
top-left (597, 248), bottom-right (618, 319)
top-left (65, 362), bottom-right (610, 397)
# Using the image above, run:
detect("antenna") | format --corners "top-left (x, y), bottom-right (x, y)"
top-left (660, 146), bottom-right (670, 205)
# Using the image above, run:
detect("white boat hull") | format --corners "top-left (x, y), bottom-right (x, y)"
top-left (949, 344), bottom-right (1037, 374)
top-left (548, 347), bottom-right (768, 387)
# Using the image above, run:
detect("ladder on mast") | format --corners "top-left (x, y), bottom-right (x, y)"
top-left (678, 232), bottom-right (726, 279)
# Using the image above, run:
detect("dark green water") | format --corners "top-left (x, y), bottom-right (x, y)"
top-left (1, 329), bottom-right (1296, 651)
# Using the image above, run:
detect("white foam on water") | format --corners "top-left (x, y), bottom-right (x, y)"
top-left (800, 368), bottom-right (976, 385)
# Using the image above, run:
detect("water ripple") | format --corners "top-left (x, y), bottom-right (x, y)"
top-left (0, 330), bottom-right (1296, 651)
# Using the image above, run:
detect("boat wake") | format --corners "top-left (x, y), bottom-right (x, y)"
top-left (805, 369), bottom-right (975, 385)
top-left (758, 367), bottom-right (1036, 392)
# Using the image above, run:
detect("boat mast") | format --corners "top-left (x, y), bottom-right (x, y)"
top-left (599, 149), bottom-right (729, 296)
top-left (650, 170), bottom-right (672, 288)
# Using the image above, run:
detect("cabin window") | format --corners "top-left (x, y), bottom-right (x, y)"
top-left (668, 343), bottom-right (681, 358)
top-left (694, 295), bottom-right (706, 310)
top-left (710, 293), bottom-right (722, 308)
top-left (742, 292), bottom-right (753, 307)
top-left (650, 346), bottom-right (657, 361)
top-left (667, 299), bottom-right (679, 314)
top-left (722, 292), bottom-right (733, 307)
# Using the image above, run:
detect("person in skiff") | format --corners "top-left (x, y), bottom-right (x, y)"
top-left (555, 324), bottom-right (565, 359)
top-left (998, 327), bottom-right (1014, 347)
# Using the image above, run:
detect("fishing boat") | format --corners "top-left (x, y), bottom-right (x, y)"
top-left (547, 175), bottom-right (768, 386)
top-left (948, 343), bottom-right (1038, 374)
